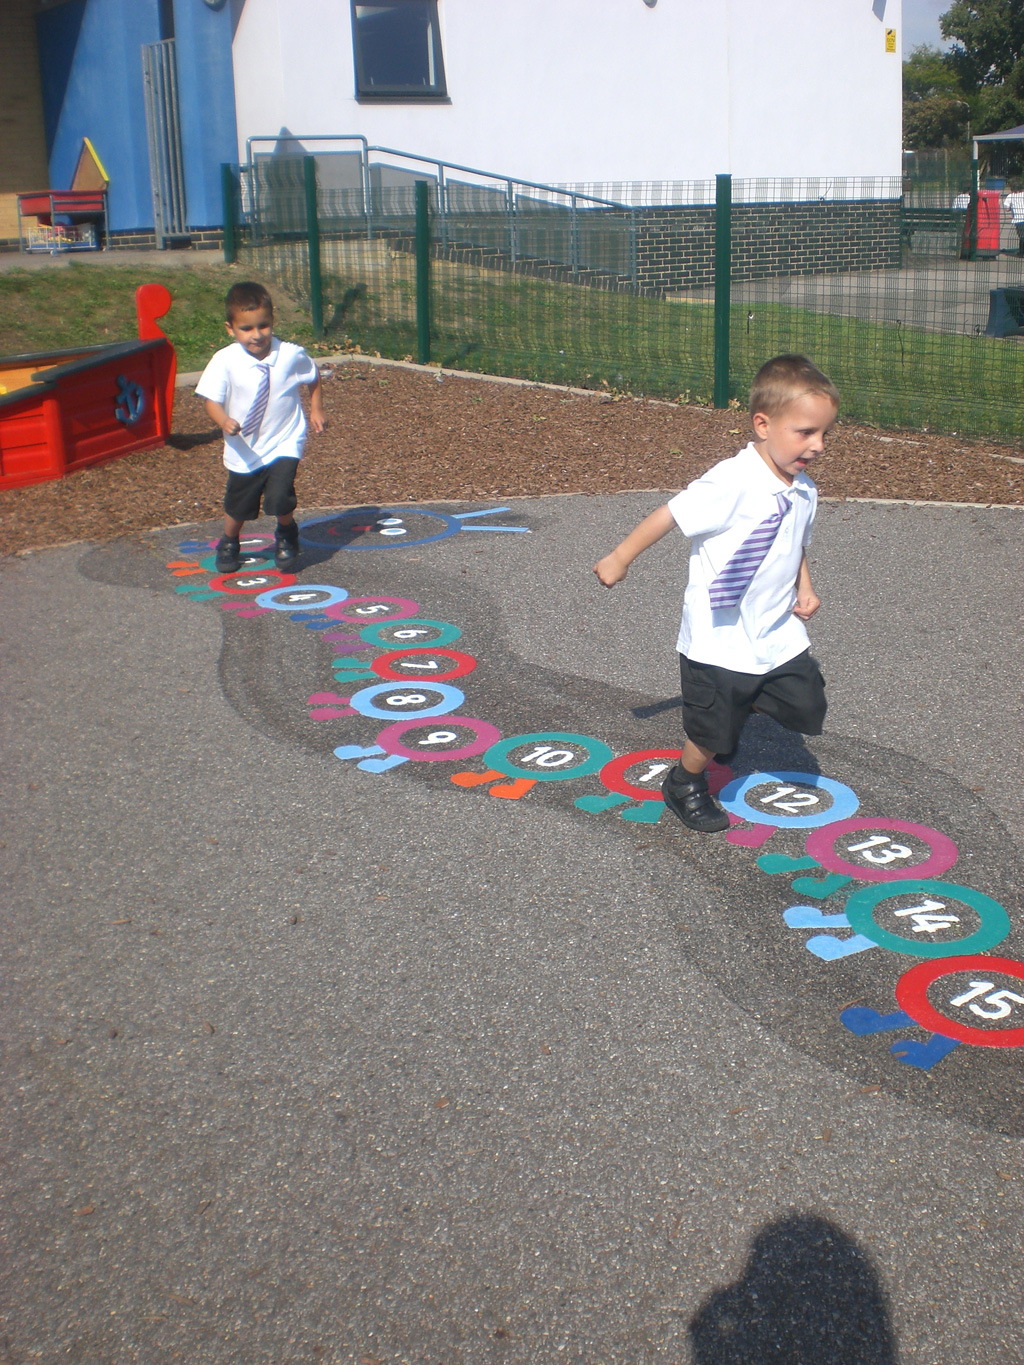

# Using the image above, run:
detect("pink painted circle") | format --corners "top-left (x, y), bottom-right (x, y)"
top-left (323, 596), bottom-right (420, 624)
top-left (208, 569), bottom-right (297, 595)
top-left (805, 816), bottom-right (958, 882)
top-left (897, 955), bottom-right (1024, 1048)
top-left (375, 716), bottom-right (501, 762)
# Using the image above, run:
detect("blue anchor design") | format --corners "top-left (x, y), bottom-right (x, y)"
top-left (114, 375), bottom-right (145, 425)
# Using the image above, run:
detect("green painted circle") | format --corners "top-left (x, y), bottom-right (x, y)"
top-left (360, 618), bottom-right (462, 648)
top-left (484, 731), bottom-right (614, 783)
top-left (844, 879), bottom-right (1011, 958)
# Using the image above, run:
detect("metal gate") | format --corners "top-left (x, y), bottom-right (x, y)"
top-left (142, 39), bottom-right (188, 247)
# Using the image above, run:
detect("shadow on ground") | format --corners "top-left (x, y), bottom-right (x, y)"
top-left (690, 1214), bottom-right (897, 1364)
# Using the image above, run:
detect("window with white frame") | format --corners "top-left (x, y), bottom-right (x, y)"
top-left (351, 1), bottom-right (448, 101)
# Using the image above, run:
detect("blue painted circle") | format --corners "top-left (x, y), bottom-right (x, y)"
top-left (347, 681), bottom-right (466, 721)
top-left (483, 731), bottom-right (615, 783)
top-left (300, 508), bottom-right (462, 550)
top-left (254, 584), bottom-right (349, 611)
top-left (718, 770), bottom-right (859, 828)
top-left (359, 618), bottom-right (462, 648)
top-left (844, 879), bottom-right (1011, 958)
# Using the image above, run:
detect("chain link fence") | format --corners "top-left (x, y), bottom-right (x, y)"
top-left (223, 149), bottom-right (1024, 441)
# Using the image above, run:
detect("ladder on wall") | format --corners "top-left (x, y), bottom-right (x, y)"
top-left (142, 39), bottom-right (188, 247)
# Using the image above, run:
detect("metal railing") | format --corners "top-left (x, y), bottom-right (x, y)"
top-left (221, 139), bottom-right (1024, 442)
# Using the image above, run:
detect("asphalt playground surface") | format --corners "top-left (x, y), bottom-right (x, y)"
top-left (2, 492), bottom-right (1023, 1364)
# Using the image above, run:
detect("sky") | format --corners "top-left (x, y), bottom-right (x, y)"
top-left (901, 0), bottom-right (953, 56)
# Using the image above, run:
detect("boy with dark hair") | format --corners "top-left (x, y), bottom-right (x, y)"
top-left (594, 354), bottom-right (838, 833)
top-left (196, 281), bottom-right (325, 572)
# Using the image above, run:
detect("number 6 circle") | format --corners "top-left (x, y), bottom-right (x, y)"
top-left (843, 879), bottom-right (1011, 958)
top-left (347, 681), bottom-right (465, 721)
top-left (718, 771), bottom-right (859, 829)
top-left (375, 717), bottom-right (502, 762)
top-left (897, 955), bottom-right (1024, 1047)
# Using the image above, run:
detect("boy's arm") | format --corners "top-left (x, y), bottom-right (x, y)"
top-left (793, 549), bottom-right (820, 621)
top-left (306, 367), bottom-right (326, 434)
top-left (594, 504), bottom-right (676, 587)
top-left (204, 397), bottom-right (240, 436)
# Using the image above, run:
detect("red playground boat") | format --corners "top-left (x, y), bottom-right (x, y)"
top-left (0, 283), bottom-right (177, 491)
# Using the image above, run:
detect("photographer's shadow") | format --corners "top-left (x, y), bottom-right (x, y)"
top-left (689, 1214), bottom-right (897, 1364)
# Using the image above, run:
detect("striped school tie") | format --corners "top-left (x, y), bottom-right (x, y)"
top-left (241, 362), bottom-right (270, 440)
top-left (709, 491), bottom-right (791, 609)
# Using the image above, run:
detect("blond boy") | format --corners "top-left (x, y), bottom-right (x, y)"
top-left (594, 354), bottom-right (838, 833)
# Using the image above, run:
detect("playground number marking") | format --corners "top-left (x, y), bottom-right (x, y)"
top-left (719, 771), bottom-right (859, 829)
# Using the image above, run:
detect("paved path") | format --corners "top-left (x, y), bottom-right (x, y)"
top-left (2, 494), bottom-right (1023, 1364)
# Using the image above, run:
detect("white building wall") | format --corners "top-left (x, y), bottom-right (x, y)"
top-left (231, 0), bottom-right (902, 184)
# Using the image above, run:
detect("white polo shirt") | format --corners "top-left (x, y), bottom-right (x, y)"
top-left (667, 443), bottom-right (817, 674)
top-left (195, 338), bottom-right (319, 473)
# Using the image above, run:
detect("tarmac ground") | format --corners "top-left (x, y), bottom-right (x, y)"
top-left (2, 492), bottom-right (1023, 1364)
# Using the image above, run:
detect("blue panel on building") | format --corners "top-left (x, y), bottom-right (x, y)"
top-left (34, 0), bottom-right (237, 237)
top-left (172, 0), bottom-right (238, 229)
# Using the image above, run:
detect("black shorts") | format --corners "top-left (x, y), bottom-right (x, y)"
top-left (223, 458), bottom-right (299, 521)
top-left (679, 649), bottom-right (827, 755)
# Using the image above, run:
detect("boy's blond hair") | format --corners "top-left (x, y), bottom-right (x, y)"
top-left (749, 354), bottom-right (840, 418)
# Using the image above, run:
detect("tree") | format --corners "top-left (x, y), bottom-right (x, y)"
top-left (903, 44), bottom-right (971, 147)
top-left (941, 0), bottom-right (1024, 134)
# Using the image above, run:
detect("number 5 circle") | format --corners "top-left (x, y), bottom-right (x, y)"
top-left (897, 956), bottom-right (1024, 1047)
top-left (347, 681), bottom-right (465, 721)
top-left (718, 771), bottom-right (859, 828)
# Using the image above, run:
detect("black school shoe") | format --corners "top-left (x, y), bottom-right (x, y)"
top-left (215, 535), bottom-right (241, 573)
top-left (662, 765), bottom-right (731, 834)
top-left (274, 521), bottom-right (300, 570)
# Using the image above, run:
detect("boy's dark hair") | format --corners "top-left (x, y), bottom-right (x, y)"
top-left (225, 281), bottom-right (273, 320)
top-left (749, 354), bottom-right (839, 418)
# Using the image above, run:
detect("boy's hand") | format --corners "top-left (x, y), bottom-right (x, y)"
top-left (309, 405), bottom-right (327, 434)
top-left (594, 553), bottom-right (628, 588)
top-left (221, 417), bottom-right (241, 436)
top-left (793, 588), bottom-right (821, 621)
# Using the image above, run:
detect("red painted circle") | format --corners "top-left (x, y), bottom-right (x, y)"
top-left (208, 570), bottom-right (297, 595)
top-left (897, 955), bottom-right (1024, 1048)
top-left (370, 648), bottom-right (477, 683)
top-left (805, 817), bottom-right (958, 882)
top-left (599, 748), bottom-right (682, 803)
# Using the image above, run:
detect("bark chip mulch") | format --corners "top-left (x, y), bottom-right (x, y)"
top-left (1, 362), bottom-right (1021, 557)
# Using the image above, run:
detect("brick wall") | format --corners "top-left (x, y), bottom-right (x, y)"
top-left (0, 1), bottom-right (49, 197)
top-left (636, 200), bottom-right (902, 293)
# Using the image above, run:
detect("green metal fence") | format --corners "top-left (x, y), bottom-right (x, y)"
top-left (225, 148), bottom-right (1024, 442)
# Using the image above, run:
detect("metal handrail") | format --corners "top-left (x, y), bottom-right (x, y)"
top-left (242, 133), bottom-right (639, 281)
